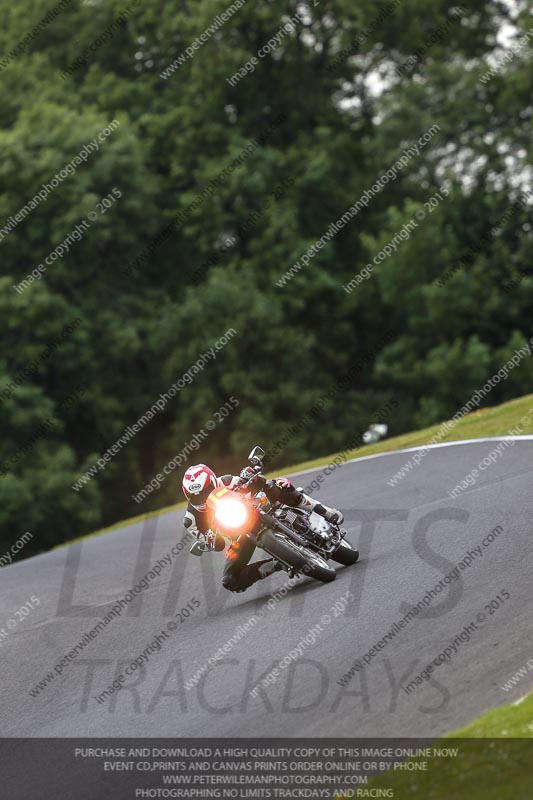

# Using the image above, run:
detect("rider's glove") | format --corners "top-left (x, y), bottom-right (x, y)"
top-left (202, 530), bottom-right (225, 552)
top-left (239, 467), bottom-right (265, 487)
top-left (198, 530), bottom-right (216, 550)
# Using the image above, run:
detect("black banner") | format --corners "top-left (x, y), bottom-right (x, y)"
top-left (1, 737), bottom-right (532, 799)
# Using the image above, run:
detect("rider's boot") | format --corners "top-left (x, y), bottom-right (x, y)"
top-left (297, 493), bottom-right (344, 525)
top-left (258, 559), bottom-right (284, 578)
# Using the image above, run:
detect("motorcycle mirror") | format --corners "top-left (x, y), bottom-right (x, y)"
top-left (248, 445), bottom-right (265, 465)
top-left (189, 542), bottom-right (205, 556)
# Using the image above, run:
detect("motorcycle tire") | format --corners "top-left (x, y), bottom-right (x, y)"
top-left (331, 538), bottom-right (359, 566)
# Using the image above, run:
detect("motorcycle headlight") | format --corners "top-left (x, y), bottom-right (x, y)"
top-left (215, 497), bottom-right (249, 529)
top-left (206, 487), bottom-right (258, 537)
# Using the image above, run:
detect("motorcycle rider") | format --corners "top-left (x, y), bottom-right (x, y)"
top-left (182, 463), bottom-right (344, 593)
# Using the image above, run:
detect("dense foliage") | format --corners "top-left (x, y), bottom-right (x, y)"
top-left (1, 0), bottom-right (531, 553)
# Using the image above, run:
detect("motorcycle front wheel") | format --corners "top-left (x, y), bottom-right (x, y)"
top-left (331, 538), bottom-right (359, 566)
top-left (260, 529), bottom-right (336, 583)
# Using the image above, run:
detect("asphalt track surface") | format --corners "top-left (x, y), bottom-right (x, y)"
top-left (2, 438), bottom-right (533, 739)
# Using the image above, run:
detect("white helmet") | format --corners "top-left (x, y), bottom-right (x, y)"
top-left (182, 464), bottom-right (218, 510)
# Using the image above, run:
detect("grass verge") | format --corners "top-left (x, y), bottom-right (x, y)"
top-left (335, 694), bottom-right (533, 799)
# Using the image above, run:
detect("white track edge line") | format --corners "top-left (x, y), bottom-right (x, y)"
top-left (289, 436), bottom-right (533, 478)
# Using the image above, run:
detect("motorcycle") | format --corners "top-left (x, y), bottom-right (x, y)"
top-left (188, 446), bottom-right (359, 583)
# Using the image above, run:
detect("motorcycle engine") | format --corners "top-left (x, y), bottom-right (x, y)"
top-left (279, 508), bottom-right (331, 549)
top-left (307, 511), bottom-right (331, 541)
